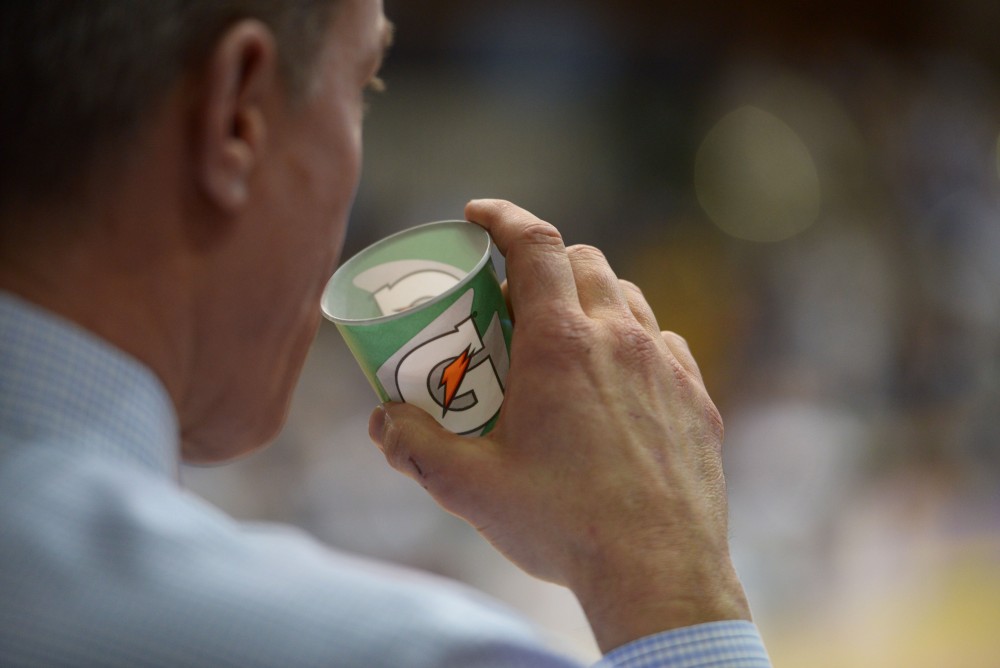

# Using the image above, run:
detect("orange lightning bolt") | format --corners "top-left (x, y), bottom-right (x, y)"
top-left (439, 345), bottom-right (473, 416)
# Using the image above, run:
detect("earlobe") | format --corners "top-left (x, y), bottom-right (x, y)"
top-left (194, 19), bottom-right (279, 215)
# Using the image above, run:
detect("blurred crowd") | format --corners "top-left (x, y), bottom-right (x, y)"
top-left (183, 1), bottom-right (1000, 664)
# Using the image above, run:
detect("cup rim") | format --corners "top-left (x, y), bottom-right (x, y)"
top-left (320, 220), bottom-right (494, 326)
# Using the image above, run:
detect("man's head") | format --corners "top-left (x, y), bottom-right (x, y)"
top-left (0, 1), bottom-right (342, 214)
top-left (0, 0), bottom-right (392, 462)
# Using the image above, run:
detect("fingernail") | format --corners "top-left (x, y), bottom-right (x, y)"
top-left (369, 405), bottom-right (387, 450)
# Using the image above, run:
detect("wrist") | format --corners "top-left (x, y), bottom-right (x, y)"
top-left (569, 539), bottom-right (751, 653)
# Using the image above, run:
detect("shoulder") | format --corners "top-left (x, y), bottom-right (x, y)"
top-left (0, 448), bottom-right (567, 667)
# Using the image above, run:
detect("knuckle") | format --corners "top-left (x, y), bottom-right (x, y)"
top-left (567, 246), bottom-right (614, 286)
top-left (608, 319), bottom-right (662, 367)
top-left (567, 244), bottom-right (607, 264)
top-left (517, 219), bottom-right (564, 249)
top-left (669, 353), bottom-right (696, 392)
top-left (619, 279), bottom-right (644, 297)
top-left (664, 330), bottom-right (690, 351)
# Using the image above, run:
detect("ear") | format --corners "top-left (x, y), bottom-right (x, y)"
top-left (194, 20), bottom-right (279, 214)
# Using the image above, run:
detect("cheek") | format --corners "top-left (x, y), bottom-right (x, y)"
top-left (282, 89), bottom-right (363, 285)
top-left (318, 121), bottom-right (362, 268)
top-left (333, 121), bottom-right (363, 206)
top-left (312, 108), bottom-right (362, 223)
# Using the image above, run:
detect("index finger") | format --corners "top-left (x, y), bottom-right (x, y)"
top-left (465, 199), bottom-right (580, 320)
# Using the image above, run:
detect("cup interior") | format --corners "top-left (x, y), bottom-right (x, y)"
top-left (321, 221), bottom-right (491, 324)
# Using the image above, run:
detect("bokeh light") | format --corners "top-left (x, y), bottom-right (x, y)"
top-left (695, 106), bottom-right (821, 242)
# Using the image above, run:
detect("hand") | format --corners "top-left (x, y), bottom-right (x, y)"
top-left (368, 199), bottom-right (751, 652)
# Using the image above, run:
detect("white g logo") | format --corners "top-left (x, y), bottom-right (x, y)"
top-left (375, 290), bottom-right (509, 435)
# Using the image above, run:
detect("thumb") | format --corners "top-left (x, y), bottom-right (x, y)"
top-left (369, 402), bottom-right (487, 500)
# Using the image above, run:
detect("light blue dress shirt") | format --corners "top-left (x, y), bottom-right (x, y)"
top-left (0, 292), bottom-right (771, 667)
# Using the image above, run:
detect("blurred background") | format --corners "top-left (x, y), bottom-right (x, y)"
top-left (183, 0), bottom-right (1000, 664)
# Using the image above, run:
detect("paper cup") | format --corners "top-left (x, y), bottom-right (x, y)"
top-left (321, 221), bottom-right (512, 435)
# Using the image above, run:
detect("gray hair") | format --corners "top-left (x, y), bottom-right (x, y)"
top-left (0, 0), bottom-right (341, 213)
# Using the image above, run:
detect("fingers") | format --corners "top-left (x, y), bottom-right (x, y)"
top-left (465, 200), bottom-right (579, 323)
top-left (468, 199), bottom-right (640, 323)
top-left (619, 279), bottom-right (660, 335)
top-left (565, 245), bottom-right (631, 320)
top-left (466, 202), bottom-right (702, 393)
top-left (369, 403), bottom-right (491, 510)
top-left (661, 331), bottom-right (705, 384)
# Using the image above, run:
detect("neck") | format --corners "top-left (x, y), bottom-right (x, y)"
top-left (0, 169), bottom-right (196, 434)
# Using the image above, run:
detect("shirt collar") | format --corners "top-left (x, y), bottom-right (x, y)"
top-left (0, 291), bottom-right (179, 478)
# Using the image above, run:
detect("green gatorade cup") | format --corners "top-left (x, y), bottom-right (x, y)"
top-left (321, 221), bottom-right (512, 435)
